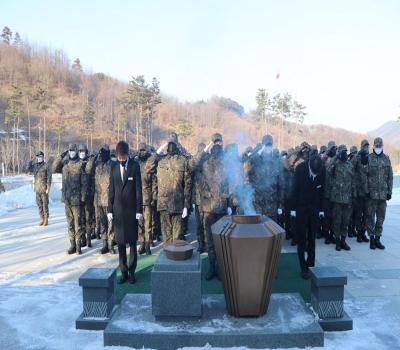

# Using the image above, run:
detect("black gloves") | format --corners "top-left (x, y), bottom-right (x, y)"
top-left (387, 194), bottom-right (392, 201)
top-left (61, 150), bottom-right (68, 158)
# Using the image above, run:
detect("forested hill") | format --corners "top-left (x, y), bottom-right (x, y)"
top-left (0, 26), bottom-right (398, 174)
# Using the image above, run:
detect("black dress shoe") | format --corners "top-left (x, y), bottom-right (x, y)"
top-left (118, 275), bottom-right (128, 284)
top-left (300, 269), bottom-right (310, 280)
top-left (128, 274), bottom-right (136, 284)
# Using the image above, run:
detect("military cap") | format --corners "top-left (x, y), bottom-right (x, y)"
top-left (319, 145), bottom-right (327, 154)
top-left (262, 134), bottom-right (273, 146)
top-left (337, 144), bottom-right (347, 153)
top-left (138, 142), bottom-right (147, 151)
top-left (361, 139), bottom-right (369, 148)
top-left (327, 141), bottom-right (336, 150)
top-left (36, 150), bottom-right (44, 157)
top-left (374, 137), bottom-right (383, 147)
top-left (78, 143), bottom-right (87, 152)
top-left (100, 144), bottom-right (110, 152)
top-left (350, 145), bottom-right (358, 153)
top-left (300, 141), bottom-right (311, 150)
top-left (68, 143), bottom-right (77, 151)
top-left (169, 132), bottom-right (178, 143)
top-left (212, 133), bottom-right (223, 143)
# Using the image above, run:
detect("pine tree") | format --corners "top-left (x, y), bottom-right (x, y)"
top-left (1, 26), bottom-right (12, 44)
top-left (82, 101), bottom-right (95, 148)
top-left (255, 89), bottom-right (269, 132)
top-left (13, 32), bottom-right (21, 46)
top-left (33, 86), bottom-right (51, 156)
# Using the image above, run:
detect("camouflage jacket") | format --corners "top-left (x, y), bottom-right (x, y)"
top-left (363, 152), bottom-right (393, 200)
top-left (155, 153), bottom-right (192, 213)
top-left (353, 153), bottom-right (368, 198)
top-left (28, 161), bottom-right (51, 194)
top-left (327, 158), bottom-right (355, 204)
top-left (188, 151), bottom-right (203, 206)
top-left (81, 158), bottom-right (95, 203)
top-left (199, 154), bottom-right (230, 214)
top-left (0, 178), bottom-right (5, 192)
top-left (323, 155), bottom-right (335, 199)
top-left (94, 159), bottom-right (113, 207)
top-left (53, 156), bottom-right (84, 206)
top-left (137, 155), bottom-right (156, 206)
top-left (281, 156), bottom-right (295, 200)
top-left (245, 152), bottom-right (284, 207)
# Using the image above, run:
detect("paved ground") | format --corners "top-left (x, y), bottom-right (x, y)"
top-left (0, 201), bottom-right (399, 349)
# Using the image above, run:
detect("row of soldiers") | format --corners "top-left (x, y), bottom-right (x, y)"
top-left (26, 132), bottom-right (393, 277)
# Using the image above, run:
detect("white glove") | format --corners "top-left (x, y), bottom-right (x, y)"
top-left (227, 207), bottom-right (233, 215)
top-left (46, 188), bottom-right (49, 194)
top-left (257, 145), bottom-right (266, 155)
top-left (182, 207), bottom-right (188, 218)
top-left (319, 211), bottom-right (325, 218)
top-left (277, 208), bottom-right (283, 215)
top-left (156, 142), bottom-right (168, 155)
top-left (192, 203), bottom-right (195, 209)
top-left (290, 210), bottom-right (296, 217)
top-left (204, 141), bottom-right (213, 153)
top-left (136, 213), bottom-right (143, 220)
top-left (107, 213), bottom-right (113, 222)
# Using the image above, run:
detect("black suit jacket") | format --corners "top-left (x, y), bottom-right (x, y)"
top-left (290, 161), bottom-right (324, 212)
top-left (108, 159), bottom-right (143, 244)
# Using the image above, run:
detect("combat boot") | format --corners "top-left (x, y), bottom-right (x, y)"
top-left (361, 231), bottom-right (369, 243)
top-left (145, 242), bottom-right (152, 255)
top-left (76, 242), bottom-right (82, 255)
top-left (43, 216), bottom-right (48, 226)
top-left (90, 229), bottom-right (96, 240)
top-left (335, 237), bottom-right (341, 251)
top-left (340, 236), bottom-right (351, 251)
top-left (67, 240), bottom-right (76, 255)
top-left (100, 240), bottom-right (109, 254)
top-left (370, 235), bottom-right (376, 250)
top-left (375, 236), bottom-right (385, 250)
top-left (108, 240), bottom-right (115, 254)
top-left (138, 242), bottom-right (146, 255)
top-left (87, 233), bottom-right (92, 248)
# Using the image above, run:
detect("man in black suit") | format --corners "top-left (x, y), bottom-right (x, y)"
top-left (290, 155), bottom-right (325, 279)
top-left (108, 141), bottom-right (143, 284)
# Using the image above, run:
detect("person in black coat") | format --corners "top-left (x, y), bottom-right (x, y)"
top-left (108, 141), bottom-right (143, 284)
top-left (290, 155), bottom-right (325, 280)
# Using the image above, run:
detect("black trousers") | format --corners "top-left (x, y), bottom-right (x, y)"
top-left (118, 243), bottom-right (137, 277)
top-left (295, 207), bottom-right (318, 271)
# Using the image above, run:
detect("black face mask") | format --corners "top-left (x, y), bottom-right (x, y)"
top-left (100, 150), bottom-right (110, 163)
top-left (327, 147), bottom-right (337, 157)
top-left (167, 142), bottom-right (178, 155)
top-left (139, 151), bottom-right (149, 160)
top-left (339, 151), bottom-right (348, 162)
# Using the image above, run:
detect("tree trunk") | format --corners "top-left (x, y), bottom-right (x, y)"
top-left (16, 119), bottom-right (20, 174)
top-left (27, 97), bottom-right (32, 159)
top-left (12, 120), bottom-right (15, 175)
top-left (43, 114), bottom-right (46, 157)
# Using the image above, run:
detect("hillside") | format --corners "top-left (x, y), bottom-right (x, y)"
top-left (369, 120), bottom-right (400, 148)
top-left (0, 29), bottom-right (399, 174)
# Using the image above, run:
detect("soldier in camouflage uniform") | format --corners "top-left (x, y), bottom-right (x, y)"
top-left (347, 145), bottom-right (358, 238)
top-left (92, 145), bottom-right (115, 254)
top-left (322, 141), bottom-right (337, 244)
top-left (155, 140), bottom-right (192, 245)
top-left (328, 145), bottom-right (355, 251)
top-left (200, 142), bottom-right (232, 280)
top-left (190, 143), bottom-right (207, 253)
top-left (363, 137), bottom-right (393, 250)
top-left (53, 143), bottom-right (85, 255)
top-left (281, 149), bottom-right (296, 244)
top-left (354, 139), bottom-right (370, 243)
top-left (78, 144), bottom-right (95, 248)
top-left (136, 143), bottom-right (156, 255)
top-left (0, 178), bottom-right (4, 193)
top-left (245, 134), bottom-right (284, 222)
top-left (28, 151), bottom-right (51, 226)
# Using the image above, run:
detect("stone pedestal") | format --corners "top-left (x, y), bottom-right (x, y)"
top-left (151, 250), bottom-right (201, 319)
top-left (310, 266), bottom-right (353, 332)
top-left (76, 268), bottom-right (116, 330)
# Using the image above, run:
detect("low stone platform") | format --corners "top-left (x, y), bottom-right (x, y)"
top-left (104, 293), bottom-right (324, 349)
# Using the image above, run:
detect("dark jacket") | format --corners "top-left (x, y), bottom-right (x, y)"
top-left (291, 161), bottom-right (324, 211)
top-left (108, 159), bottom-right (143, 244)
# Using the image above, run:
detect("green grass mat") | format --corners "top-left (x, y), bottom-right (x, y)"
top-left (115, 252), bottom-right (310, 304)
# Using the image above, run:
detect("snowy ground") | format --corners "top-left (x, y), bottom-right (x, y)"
top-left (0, 182), bottom-right (399, 349)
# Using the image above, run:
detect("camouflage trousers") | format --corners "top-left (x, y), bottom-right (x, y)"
top-left (203, 213), bottom-right (224, 272)
top-left (151, 205), bottom-right (162, 240)
top-left (81, 201), bottom-right (94, 237)
top-left (366, 199), bottom-right (387, 237)
top-left (322, 198), bottom-right (333, 237)
top-left (36, 192), bottom-right (49, 218)
top-left (98, 206), bottom-right (114, 241)
top-left (65, 204), bottom-right (82, 243)
top-left (331, 202), bottom-right (351, 238)
top-left (253, 193), bottom-right (278, 222)
top-left (160, 212), bottom-right (182, 246)
top-left (195, 205), bottom-right (205, 244)
top-left (94, 202), bottom-right (101, 236)
top-left (138, 205), bottom-right (152, 243)
top-left (354, 196), bottom-right (368, 235)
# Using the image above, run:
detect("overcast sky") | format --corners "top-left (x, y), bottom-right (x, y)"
top-left (2, 0), bottom-right (400, 132)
